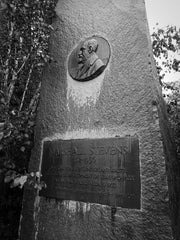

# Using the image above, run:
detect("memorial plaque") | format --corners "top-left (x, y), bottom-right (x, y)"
top-left (40, 137), bottom-right (141, 209)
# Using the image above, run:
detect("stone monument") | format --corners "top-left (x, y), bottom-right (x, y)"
top-left (20, 0), bottom-right (174, 239)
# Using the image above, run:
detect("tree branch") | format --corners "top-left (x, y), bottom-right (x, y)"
top-left (7, 59), bottom-right (18, 104)
top-left (28, 81), bottom-right (41, 115)
top-left (18, 63), bottom-right (34, 114)
top-left (4, 21), bottom-right (15, 90)
top-left (16, 53), bottom-right (31, 75)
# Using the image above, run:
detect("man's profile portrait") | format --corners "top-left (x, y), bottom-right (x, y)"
top-left (68, 36), bottom-right (110, 81)
top-left (75, 39), bottom-right (105, 80)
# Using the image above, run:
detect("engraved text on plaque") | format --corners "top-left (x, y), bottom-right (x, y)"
top-left (40, 137), bottom-right (140, 209)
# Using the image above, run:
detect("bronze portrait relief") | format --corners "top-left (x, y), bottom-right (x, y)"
top-left (68, 36), bottom-right (111, 81)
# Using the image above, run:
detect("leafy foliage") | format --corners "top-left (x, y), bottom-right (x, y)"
top-left (152, 26), bottom-right (180, 159)
top-left (151, 26), bottom-right (180, 240)
top-left (0, 0), bottom-right (57, 239)
top-left (151, 26), bottom-right (180, 84)
top-left (165, 81), bottom-right (180, 159)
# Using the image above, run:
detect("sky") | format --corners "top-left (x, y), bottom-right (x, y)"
top-left (145, 0), bottom-right (180, 83)
top-left (145, 0), bottom-right (180, 32)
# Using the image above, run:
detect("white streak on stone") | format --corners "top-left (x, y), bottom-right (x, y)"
top-left (42, 128), bottom-right (113, 142)
top-left (67, 71), bottom-right (105, 108)
top-left (18, 214), bottom-right (23, 239)
top-left (42, 125), bottom-right (138, 143)
top-left (34, 196), bottom-right (40, 240)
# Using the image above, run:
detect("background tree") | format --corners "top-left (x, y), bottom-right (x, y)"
top-left (151, 25), bottom-right (180, 240)
top-left (152, 26), bottom-right (180, 159)
top-left (0, 0), bottom-right (57, 239)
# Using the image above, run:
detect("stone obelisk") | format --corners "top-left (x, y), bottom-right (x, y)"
top-left (20, 0), bottom-right (174, 239)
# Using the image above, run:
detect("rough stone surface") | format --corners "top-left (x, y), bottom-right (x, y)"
top-left (20, 0), bottom-right (173, 239)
